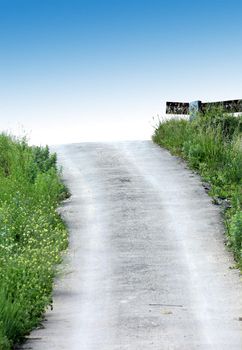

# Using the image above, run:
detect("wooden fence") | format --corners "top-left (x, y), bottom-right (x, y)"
top-left (166, 99), bottom-right (242, 115)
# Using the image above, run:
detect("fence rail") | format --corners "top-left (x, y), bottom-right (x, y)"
top-left (166, 99), bottom-right (242, 115)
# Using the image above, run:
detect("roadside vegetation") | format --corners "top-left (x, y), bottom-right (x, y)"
top-left (0, 134), bottom-right (69, 349)
top-left (153, 108), bottom-right (242, 269)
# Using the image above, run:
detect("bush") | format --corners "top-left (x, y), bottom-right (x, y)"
top-left (0, 134), bottom-right (68, 349)
top-left (153, 118), bottom-right (191, 155)
top-left (153, 109), bottom-right (242, 268)
top-left (229, 211), bottom-right (242, 266)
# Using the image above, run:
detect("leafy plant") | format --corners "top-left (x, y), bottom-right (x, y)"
top-left (153, 109), bottom-right (242, 268)
top-left (0, 134), bottom-right (69, 348)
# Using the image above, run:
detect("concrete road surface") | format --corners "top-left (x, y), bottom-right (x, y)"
top-left (22, 141), bottom-right (242, 350)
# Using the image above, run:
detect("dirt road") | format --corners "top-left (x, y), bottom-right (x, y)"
top-left (22, 141), bottom-right (242, 349)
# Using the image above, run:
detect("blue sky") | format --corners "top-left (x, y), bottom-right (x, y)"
top-left (0, 0), bottom-right (241, 144)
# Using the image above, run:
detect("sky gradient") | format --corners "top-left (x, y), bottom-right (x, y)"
top-left (0, 0), bottom-right (242, 144)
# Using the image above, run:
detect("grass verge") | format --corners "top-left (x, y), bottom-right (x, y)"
top-left (152, 108), bottom-right (242, 269)
top-left (0, 134), bottom-right (69, 349)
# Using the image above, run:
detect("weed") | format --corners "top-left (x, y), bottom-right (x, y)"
top-left (0, 134), bottom-right (68, 349)
top-left (153, 109), bottom-right (242, 268)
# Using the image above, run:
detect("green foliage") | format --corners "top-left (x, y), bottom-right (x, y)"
top-left (197, 107), bottom-right (242, 139)
top-left (153, 117), bottom-right (191, 155)
top-left (153, 109), bottom-right (242, 268)
top-left (229, 211), bottom-right (242, 266)
top-left (0, 134), bottom-right (68, 349)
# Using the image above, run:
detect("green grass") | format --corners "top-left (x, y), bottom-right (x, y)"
top-left (153, 109), bottom-right (242, 269)
top-left (0, 134), bottom-right (69, 349)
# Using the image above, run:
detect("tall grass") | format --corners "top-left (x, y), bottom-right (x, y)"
top-left (0, 134), bottom-right (68, 349)
top-left (153, 109), bottom-right (242, 268)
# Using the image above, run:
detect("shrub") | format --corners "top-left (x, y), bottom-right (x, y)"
top-left (153, 109), bottom-right (242, 268)
top-left (229, 211), bottom-right (242, 265)
top-left (153, 118), bottom-right (191, 155)
top-left (0, 134), bottom-right (68, 348)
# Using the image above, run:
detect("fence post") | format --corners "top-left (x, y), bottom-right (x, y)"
top-left (189, 100), bottom-right (202, 121)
